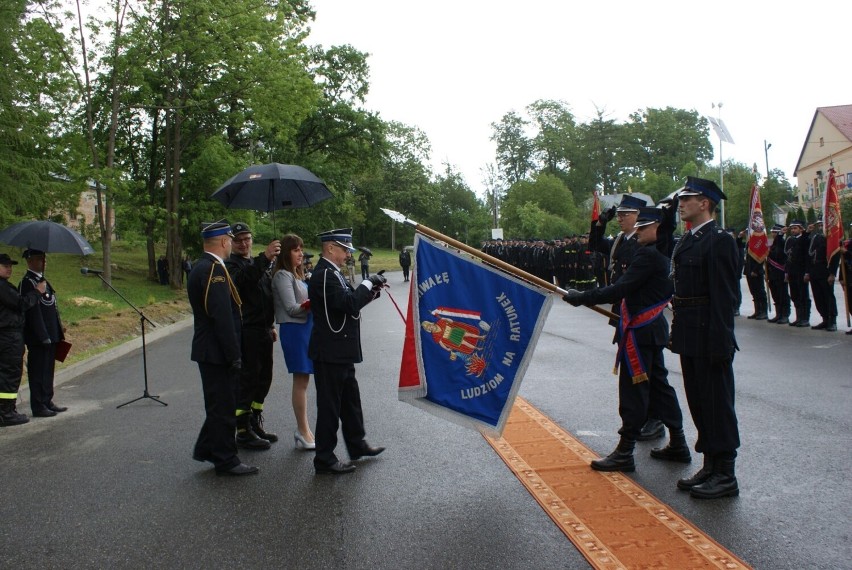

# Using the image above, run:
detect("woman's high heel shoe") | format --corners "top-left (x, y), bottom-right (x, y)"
top-left (294, 431), bottom-right (316, 450)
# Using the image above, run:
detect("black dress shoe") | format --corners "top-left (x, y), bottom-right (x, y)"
top-left (315, 461), bottom-right (356, 475)
top-left (349, 445), bottom-right (385, 460)
top-left (216, 463), bottom-right (259, 476)
top-left (824, 323), bottom-right (837, 332)
top-left (811, 321), bottom-right (827, 330)
top-left (47, 403), bottom-right (68, 413)
top-left (32, 408), bottom-right (57, 418)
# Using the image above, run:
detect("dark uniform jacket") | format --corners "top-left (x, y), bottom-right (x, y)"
top-left (575, 243), bottom-right (673, 347)
top-left (0, 280), bottom-right (40, 332)
top-left (19, 270), bottom-right (63, 346)
top-left (806, 232), bottom-right (840, 279)
top-left (767, 236), bottom-right (786, 282)
top-left (225, 252), bottom-right (274, 330)
top-left (785, 232), bottom-right (809, 277)
top-left (188, 253), bottom-right (242, 365)
top-left (308, 257), bottom-right (374, 364)
top-left (670, 220), bottom-right (739, 359)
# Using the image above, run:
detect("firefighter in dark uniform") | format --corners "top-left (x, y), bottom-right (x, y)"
top-left (225, 222), bottom-right (281, 449)
top-left (189, 221), bottom-right (257, 476)
top-left (805, 218), bottom-right (839, 331)
top-left (766, 225), bottom-right (790, 324)
top-left (589, 194), bottom-right (664, 440)
top-left (670, 177), bottom-right (740, 499)
top-left (19, 249), bottom-right (67, 417)
top-left (740, 228), bottom-right (768, 320)
top-left (564, 207), bottom-right (688, 472)
top-left (309, 228), bottom-right (386, 475)
top-left (0, 252), bottom-right (45, 426)
top-left (785, 220), bottom-right (811, 327)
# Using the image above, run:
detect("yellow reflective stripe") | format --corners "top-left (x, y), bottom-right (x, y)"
top-left (235, 409), bottom-right (250, 416)
top-left (0, 393), bottom-right (18, 399)
top-left (250, 402), bottom-right (263, 411)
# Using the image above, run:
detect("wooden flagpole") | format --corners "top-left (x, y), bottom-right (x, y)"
top-left (381, 208), bottom-right (617, 320)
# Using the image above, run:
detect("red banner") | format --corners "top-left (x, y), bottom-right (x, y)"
top-left (591, 191), bottom-right (600, 222)
top-left (825, 168), bottom-right (844, 265)
top-left (747, 183), bottom-right (769, 263)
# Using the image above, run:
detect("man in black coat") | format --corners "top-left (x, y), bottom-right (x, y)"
top-left (225, 222), bottom-right (280, 449)
top-left (399, 247), bottom-right (411, 282)
top-left (19, 249), bottom-right (67, 417)
top-left (0, 252), bottom-right (45, 426)
top-left (805, 218), bottom-right (840, 331)
top-left (670, 177), bottom-right (741, 499)
top-left (564, 207), bottom-right (688, 472)
top-left (739, 228), bottom-right (768, 320)
top-left (188, 221), bottom-right (257, 477)
top-left (589, 194), bottom-right (667, 441)
top-left (766, 225), bottom-right (790, 324)
top-left (309, 228), bottom-right (386, 475)
top-left (785, 221), bottom-right (811, 327)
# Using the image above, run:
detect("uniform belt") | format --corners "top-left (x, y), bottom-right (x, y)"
top-left (672, 296), bottom-right (709, 307)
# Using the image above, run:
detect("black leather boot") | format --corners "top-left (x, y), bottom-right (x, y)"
top-left (636, 418), bottom-right (665, 441)
top-left (591, 438), bottom-right (635, 472)
top-left (776, 308), bottom-right (789, 325)
top-left (236, 413), bottom-right (271, 450)
top-left (251, 409), bottom-right (278, 443)
top-left (677, 454), bottom-right (714, 490)
top-left (690, 456), bottom-right (739, 499)
top-left (0, 400), bottom-right (29, 427)
top-left (650, 428), bottom-right (692, 463)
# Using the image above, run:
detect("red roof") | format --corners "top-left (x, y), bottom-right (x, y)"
top-left (819, 104), bottom-right (852, 142)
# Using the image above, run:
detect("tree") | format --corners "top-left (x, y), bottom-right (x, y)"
top-left (625, 107), bottom-right (713, 180)
top-left (0, 1), bottom-right (78, 224)
top-left (501, 173), bottom-right (577, 237)
top-left (527, 99), bottom-right (576, 176)
top-left (490, 110), bottom-right (535, 185)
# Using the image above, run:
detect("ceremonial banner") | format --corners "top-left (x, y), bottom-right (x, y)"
top-left (399, 234), bottom-right (553, 435)
top-left (825, 168), bottom-right (844, 264)
top-left (747, 183), bottom-right (769, 263)
top-left (591, 191), bottom-right (600, 222)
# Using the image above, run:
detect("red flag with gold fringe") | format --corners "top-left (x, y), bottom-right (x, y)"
top-left (747, 183), bottom-right (769, 263)
top-left (825, 168), bottom-right (844, 265)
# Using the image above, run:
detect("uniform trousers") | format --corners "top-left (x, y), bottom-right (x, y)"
top-left (237, 326), bottom-right (274, 411)
top-left (788, 275), bottom-right (810, 316)
top-left (809, 277), bottom-right (837, 322)
top-left (768, 279), bottom-right (790, 314)
top-left (194, 362), bottom-right (240, 471)
top-left (312, 361), bottom-right (366, 468)
top-left (679, 355), bottom-right (740, 456)
top-left (617, 344), bottom-right (682, 441)
top-left (0, 331), bottom-right (25, 398)
top-left (745, 274), bottom-right (767, 309)
top-left (26, 343), bottom-right (56, 412)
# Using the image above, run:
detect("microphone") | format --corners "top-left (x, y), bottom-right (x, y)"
top-left (80, 267), bottom-right (104, 275)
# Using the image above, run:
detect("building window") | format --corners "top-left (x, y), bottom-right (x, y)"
top-left (819, 137), bottom-right (824, 147)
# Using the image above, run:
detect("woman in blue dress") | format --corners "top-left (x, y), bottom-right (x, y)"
top-left (272, 234), bottom-right (315, 450)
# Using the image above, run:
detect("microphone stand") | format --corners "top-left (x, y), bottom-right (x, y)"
top-left (89, 272), bottom-right (167, 408)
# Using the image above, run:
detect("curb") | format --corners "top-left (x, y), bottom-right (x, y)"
top-left (17, 317), bottom-right (193, 405)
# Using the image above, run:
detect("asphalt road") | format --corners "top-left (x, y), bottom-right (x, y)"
top-left (1, 272), bottom-right (849, 569)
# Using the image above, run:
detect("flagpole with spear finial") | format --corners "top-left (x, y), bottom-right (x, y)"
top-left (381, 208), bottom-right (617, 320)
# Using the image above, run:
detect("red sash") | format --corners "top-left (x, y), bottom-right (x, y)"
top-left (615, 297), bottom-right (671, 384)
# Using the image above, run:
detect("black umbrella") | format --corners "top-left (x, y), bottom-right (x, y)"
top-left (357, 246), bottom-right (373, 256)
top-left (211, 163), bottom-right (333, 212)
top-left (0, 220), bottom-right (95, 255)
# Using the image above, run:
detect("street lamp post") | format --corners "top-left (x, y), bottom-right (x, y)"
top-left (764, 140), bottom-right (772, 179)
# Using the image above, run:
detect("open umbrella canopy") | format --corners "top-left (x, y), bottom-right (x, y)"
top-left (211, 163), bottom-right (333, 211)
top-left (0, 220), bottom-right (95, 255)
top-left (357, 246), bottom-right (373, 256)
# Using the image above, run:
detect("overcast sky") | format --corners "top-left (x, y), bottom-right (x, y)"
top-left (308, 0), bottom-right (850, 197)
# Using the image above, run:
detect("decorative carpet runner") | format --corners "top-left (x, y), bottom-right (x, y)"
top-left (483, 397), bottom-right (752, 570)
